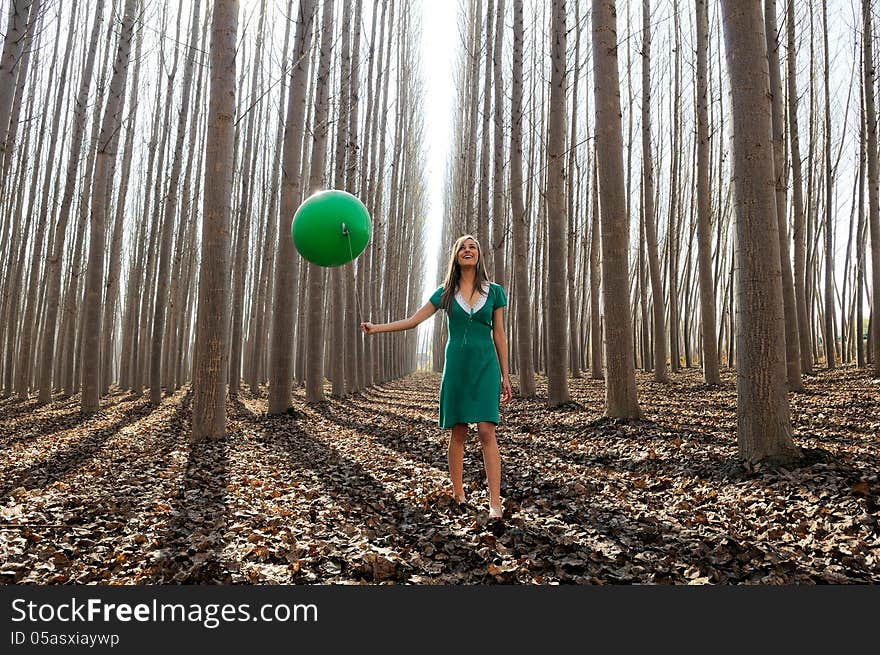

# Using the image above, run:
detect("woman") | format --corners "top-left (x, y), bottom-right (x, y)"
top-left (360, 235), bottom-right (512, 518)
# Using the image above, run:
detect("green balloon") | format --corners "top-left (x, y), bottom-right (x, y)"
top-left (292, 190), bottom-right (371, 267)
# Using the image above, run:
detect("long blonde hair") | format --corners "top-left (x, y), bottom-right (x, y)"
top-left (438, 235), bottom-right (490, 312)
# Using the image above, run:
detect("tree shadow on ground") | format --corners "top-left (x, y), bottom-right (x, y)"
top-left (144, 392), bottom-right (231, 583)
top-left (0, 394), bottom-right (146, 449)
top-left (312, 398), bottom-right (492, 492)
top-left (0, 398), bottom-right (155, 499)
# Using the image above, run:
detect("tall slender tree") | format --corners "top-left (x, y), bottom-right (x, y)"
top-left (695, 0), bottom-right (720, 385)
top-left (304, 0), bottom-right (334, 404)
top-left (822, 0), bottom-right (835, 369)
top-left (765, 0), bottom-right (803, 390)
top-left (151, 0), bottom-right (203, 405)
top-left (546, 0), bottom-right (569, 406)
top-left (641, 0), bottom-right (668, 383)
top-left (592, 0), bottom-right (639, 418)
top-left (863, 0), bottom-right (880, 376)
top-left (191, 0), bottom-right (239, 440)
top-left (268, 0), bottom-right (317, 414)
top-left (509, 0), bottom-right (534, 397)
top-left (80, 0), bottom-right (138, 413)
top-left (720, 0), bottom-right (799, 463)
top-left (787, 0), bottom-right (813, 374)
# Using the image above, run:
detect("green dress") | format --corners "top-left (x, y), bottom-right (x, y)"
top-left (429, 282), bottom-right (507, 428)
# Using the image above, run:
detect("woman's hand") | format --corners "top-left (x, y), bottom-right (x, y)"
top-left (500, 376), bottom-right (512, 404)
top-left (360, 321), bottom-right (378, 335)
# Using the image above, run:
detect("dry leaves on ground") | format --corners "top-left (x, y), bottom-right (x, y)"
top-left (1, 366), bottom-right (878, 584)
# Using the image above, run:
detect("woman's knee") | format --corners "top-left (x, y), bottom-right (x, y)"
top-left (450, 423), bottom-right (468, 444)
top-left (477, 422), bottom-right (497, 446)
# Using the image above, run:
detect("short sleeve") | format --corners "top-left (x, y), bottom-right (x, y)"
top-left (493, 283), bottom-right (507, 309)
top-left (429, 285), bottom-right (443, 309)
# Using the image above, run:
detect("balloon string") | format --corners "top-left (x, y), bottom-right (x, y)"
top-left (343, 225), bottom-right (364, 325)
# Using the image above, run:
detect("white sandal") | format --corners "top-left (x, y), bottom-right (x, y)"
top-left (488, 503), bottom-right (504, 519)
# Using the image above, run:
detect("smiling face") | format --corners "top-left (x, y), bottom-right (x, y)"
top-left (456, 238), bottom-right (479, 268)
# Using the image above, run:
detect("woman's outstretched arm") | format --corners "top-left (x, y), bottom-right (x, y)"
top-left (360, 300), bottom-right (437, 335)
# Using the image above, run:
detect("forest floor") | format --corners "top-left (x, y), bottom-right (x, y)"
top-left (1, 365), bottom-right (878, 585)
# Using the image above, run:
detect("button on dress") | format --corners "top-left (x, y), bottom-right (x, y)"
top-left (429, 282), bottom-right (507, 428)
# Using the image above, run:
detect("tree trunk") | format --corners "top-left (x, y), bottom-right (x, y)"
top-left (567, 0), bottom-right (581, 379)
top-left (863, 0), bottom-right (880, 376)
top-left (304, 0), bottom-right (334, 403)
top-left (330, 0), bottom-right (352, 399)
top-left (641, 0), bottom-right (668, 383)
top-left (787, 0), bottom-right (812, 375)
top-left (491, 0), bottom-right (506, 293)
top-left (822, 0), bottom-right (835, 369)
top-left (763, 0), bottom-right (803, 390)
top-left (191, 0), bottom-right (239, 441)
top-left (720, 0), bottom-right (799, 463)
top-left (80, 0), bottom-right (138, 413)
top-left (509, 0), bottom-right (534, 397)
top-left (695, 0), bottom-right (720, 385)
top-left (344, 0), bottom-right (364, 394)
top-left (668, 0), bottom-right (681, 374)
top-left (150, 0), bottom-right (203, 404)
top-left (267, 0), bottom-right (316, 413)
top-left (477, 0), bottom-right (492, 248)
top-left (0, 0), bottom-right (33, 172)
top-left (592, 0), bottom-right (639, 418)
top-left (590, 155), bottom-right (603, 379)
top-left (546, 0), bottom-right (569, 407)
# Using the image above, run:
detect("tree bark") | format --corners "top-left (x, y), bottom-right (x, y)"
top-left (509, 0), bottom-right (534, 397)
top-left (150, 0), bottom-right (203, 404)
top-left (80, 0), bottom-right (138, 413)
top-left (787, 0), bottom-right (813, 375)
top-left (720, 0), bottom-right (799, 463)
top-left (822, 0), bottom-right (835, 369)
top-left (546, 0), bottom-right (569, 407)
top-left (641, 0), bottom-right (668, 383)
top-left (267, 0), bottom-right (316, 413)
top-left (695, 0), bottom-right (720, 385)
top-left (863, 0), bottom-right (880, 376)
top-left (191, 0), bottom-right (239, 440)
top-left (592, 0), bottom-right (639, 418)
top-left (304, 0), bottom-right (334, 403)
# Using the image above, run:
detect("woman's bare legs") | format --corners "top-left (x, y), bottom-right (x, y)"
top-left (448, 423), bottom-right (468, 502)
top-left (477, 421), bottom-right (502, 514)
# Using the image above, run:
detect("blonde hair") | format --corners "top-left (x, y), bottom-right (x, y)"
top-left (438, 235), bottom-right (490, 312)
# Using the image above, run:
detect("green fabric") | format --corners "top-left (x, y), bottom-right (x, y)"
top-left (429, 282), bottom-right (507, 428)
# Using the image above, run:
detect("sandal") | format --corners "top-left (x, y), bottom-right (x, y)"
top-left (488, 503), bottom-right (504, 519)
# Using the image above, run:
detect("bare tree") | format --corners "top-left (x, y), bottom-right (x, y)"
top-left (821, 0), bottom-right (835, 369)
top-left (191, 0), bottom-right (239, 440)
top-left (491, 0), bottom-right (505, 291)
top-left (304, 0), bottom-right (334, 403)
top-left (151, 0), bottom-right (203, 405)
top-left (863, 0), bottom-right (880, 376)
top-left (695, 0), bottom-right (719, 385)
top-left (590, 155), bottom-right (603, 379)
top-left (509, 0), bottom-right (534, 397)
top-left (546, 0), bottom-right (569, 406)
top-left (720, 0), bottom-right (799, 463)
top-left (0, 0), bottom-right (34, 172)
top-left (80, 0), bottom-right (138, 413)
top-left (641, 0), bottom-right (668, 383)
top-left (268, 0), bottom-right (317, 414)
top-left (765, 0), bottom-right (803, 390)
top-left (592, 0), bottom-right (639, 418)
top-left (787, 0), bottom-right (812, 375)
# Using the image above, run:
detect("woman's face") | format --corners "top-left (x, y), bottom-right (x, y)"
top-left (456, 239), bottom-right (479, 268)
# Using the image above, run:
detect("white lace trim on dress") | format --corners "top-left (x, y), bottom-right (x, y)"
top-left (455, 281), bottom-right (490, 315)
